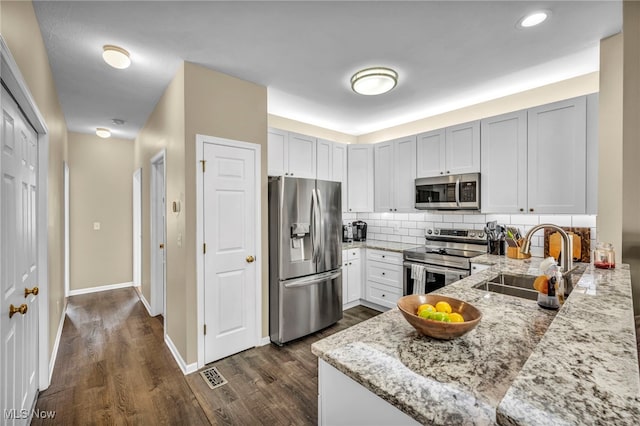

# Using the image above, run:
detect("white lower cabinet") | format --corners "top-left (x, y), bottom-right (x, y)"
top-left (318, 359), bottom-right (419, 426)
top-left (341, 248), bottom-right (362, 309)
top-left (365, 249), bottom-right (403, 310)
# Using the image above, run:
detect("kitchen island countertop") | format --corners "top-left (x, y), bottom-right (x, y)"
top-left (312, 255), bottom-right (640, 425)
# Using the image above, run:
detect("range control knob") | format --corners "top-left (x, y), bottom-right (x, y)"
top-left (433, 229), bottom-right (440, 235)
top-left (478, 232), bottom-right (485, 238)
top-left (468, 231), bottom-right (475, 238)
top-left (427, 229), bottom-right (432, 235)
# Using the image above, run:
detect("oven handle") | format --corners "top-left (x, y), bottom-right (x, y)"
top-left (455, 177), bottom-right (461, 207)
top-left (404, 261), bottom-right (468, 277)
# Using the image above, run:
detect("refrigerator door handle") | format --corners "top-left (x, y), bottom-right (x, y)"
top-left (316, 187), bottom-right (325, 263)
top-left (311, 188), bottom-right (321, 263)
top-left (283, 270), bottom-right (342, 288)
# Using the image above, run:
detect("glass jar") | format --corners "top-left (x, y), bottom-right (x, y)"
top-left (594, 242), bottom-right (616, 269)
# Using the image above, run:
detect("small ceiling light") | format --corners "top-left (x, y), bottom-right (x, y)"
top-left (518, 11), bottom-right (549, 28)
top-left (111, 118), bottom-right (126, 126)
top-left (351, 67), bottom-right (398, 96)
top-left (102, 45), bottom-right (131, 69)
top-left (96, 128), bottom-right (111, 138)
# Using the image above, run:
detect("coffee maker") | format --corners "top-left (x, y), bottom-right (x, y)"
top-left (352, 221), bottom-right (367, 241)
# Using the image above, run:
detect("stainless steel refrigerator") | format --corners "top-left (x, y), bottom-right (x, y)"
top-left (269, 176), bottom-right (343, 345)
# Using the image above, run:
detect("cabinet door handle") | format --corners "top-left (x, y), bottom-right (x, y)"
top-left (519, 208), bottom-right (524, 212)
top-left (285, 173), bottom-right (288, 176)
top-left (24, 287), bottom-right (39, 298)
top-left (290, 173), bottom-right (294, 176)
top-left (349, 262), bottom-right (352, 265)
top-left (389, 209), bottom-right (392, 211)
top-left (529, 208), bottom-right (534, 212)
top-left (382, 255), bottom-right (385, 258)
top-left (440, 171), bottom-right (443, 175)
top-left (382, 294), bottom-right (386, 298)
top-left (446, 170), bottom-right (450, 174)
top-left (381, 272), bottom-right (386, 276)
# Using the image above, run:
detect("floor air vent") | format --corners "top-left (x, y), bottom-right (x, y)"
top-left (200, 366), bottom-right (228, 390)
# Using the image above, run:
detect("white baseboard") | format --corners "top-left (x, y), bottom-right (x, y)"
top-left (342, 300), bottom-right (361, 311)
top-left (49, 298), bottom-right (68, 384)
top-left (359, 299), bottom-right (388, 313)
top-left (165, 334), bottom-right (198, 375)
top-left (134, 286), bottom-right (153, 316)
top-left (68, 281), bottom-right (133, 296)
top-left (259, 336), bottom-right (271, 346)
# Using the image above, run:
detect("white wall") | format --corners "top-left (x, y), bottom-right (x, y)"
top-left (350, 212), bottom-right (596, 258)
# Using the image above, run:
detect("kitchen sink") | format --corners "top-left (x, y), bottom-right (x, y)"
top-left (473, 274), bottom-right (539, 301)
top-left (473, 265), bottom-right (587, 301)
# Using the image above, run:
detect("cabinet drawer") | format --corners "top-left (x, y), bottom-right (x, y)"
top-left (367, 262), bottom-right (402, 288)
top-left (347, 249), bottom-right (361, 260)
top-left (366, 282), bottom-right (401, 309)
top-left (470, 263), bottom-right (491, 274)
top-left (366, 249), bottom-right (402, 266)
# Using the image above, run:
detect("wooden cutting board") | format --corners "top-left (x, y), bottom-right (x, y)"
top-left (543, 227), bottom-right (591, 262)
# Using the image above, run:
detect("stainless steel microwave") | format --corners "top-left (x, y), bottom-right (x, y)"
top-left (415, 173), bottom-right (480, 210)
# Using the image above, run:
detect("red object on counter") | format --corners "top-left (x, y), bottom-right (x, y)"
top-left (594, 261), bottom-right (615, 269)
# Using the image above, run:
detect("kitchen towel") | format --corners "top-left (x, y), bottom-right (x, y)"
top-left (411, 264), bottom-right (426, 294)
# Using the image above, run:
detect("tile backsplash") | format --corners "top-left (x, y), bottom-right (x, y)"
top-left (343, 211), bottom-right (597, 258)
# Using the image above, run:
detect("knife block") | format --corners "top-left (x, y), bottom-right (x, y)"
top-left (506, 240), bottom-right (531, 259)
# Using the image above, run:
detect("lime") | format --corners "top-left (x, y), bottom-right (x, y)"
top-left (417, 304), bottom-right (436, 316)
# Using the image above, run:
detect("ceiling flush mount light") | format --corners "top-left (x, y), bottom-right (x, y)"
top-left (518, 11), bottom-right (549, 28)
top-left (351, 67), bottom-right (398, 96)
top-left (96, 128), bottom-right (111, 138)
top-left (102, 45), bottom-right (131, 69)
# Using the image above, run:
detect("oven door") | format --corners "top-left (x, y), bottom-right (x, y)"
top-left (403, 261), bottom-right (470, 296)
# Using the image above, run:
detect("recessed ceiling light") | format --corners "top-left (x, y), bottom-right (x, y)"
top-left (351, 67), bottom-right (398, 96)
top-left (96, 128), bottom-right (111, 138)
top-left (518, 11), bottom-right (549, 28)
top-left (102, 45), bottom-right (131, 69)
top-left (111, 118), bottom-right (126, 126)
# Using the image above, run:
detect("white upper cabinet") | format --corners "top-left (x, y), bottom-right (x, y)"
top-left (527, 97), bottom-right (586, 214)
top-left (446, 121), bottom-right (481, 175)
top-left (287, 132), bottom-right (316, 178)
top-left (347, 144), bottom-right (374, 212)
top-left (481, 96), bottom-right (588, 215)
top-left (416, 129), bottom-right (445, 178)
top-left (417, 121), bottom-right (480, 178)
top-left (267, 128), bottom-right (288, 176)
top-left (317, 139), bottom-right (349, 212)
top-left (316, 139), bottom-right (333, 181)
top-left (332, 143), bottom-right (349, 212)
top-left (375, 136), bottom-right (417, 212)
top-left (267, 128), bottom-right (316, 178)
top-left (374, 141), bottom-right (394, 212)
top-left (481, 110), bottom-right (528, 213)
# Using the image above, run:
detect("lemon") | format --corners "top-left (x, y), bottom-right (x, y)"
top-left (417, 304), bottom-right (436, 316)
top-left (449, 312), bottom-right (465, 323)
top-left (435, 301), bottom-right (452, 314)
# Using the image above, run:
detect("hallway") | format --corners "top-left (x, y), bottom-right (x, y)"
top-left (33, 288), bottom-right (378, 425)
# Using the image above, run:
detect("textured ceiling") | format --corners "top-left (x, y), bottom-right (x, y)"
top-left (33, 1), bottom-right (622, 140)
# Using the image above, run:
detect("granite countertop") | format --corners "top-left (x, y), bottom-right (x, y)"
top-left (342, 239), bottom-right (420, 253)
top-left (312, 255), bottom-right (640, 425)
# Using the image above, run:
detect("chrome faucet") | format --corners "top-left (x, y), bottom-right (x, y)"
top-left (520, 224), bottom-right (574, 294)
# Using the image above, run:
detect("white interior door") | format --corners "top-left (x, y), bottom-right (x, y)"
top-left (64, 162), bottom-right (69, 296)
top-left (203, 141), bottom-right (257, 363)
top-left (1, 85), bottom-right (39, 425)
top-left (150, 154), bottom-right (166, 317)
top-left (133, 169), bottom-right (142, 287)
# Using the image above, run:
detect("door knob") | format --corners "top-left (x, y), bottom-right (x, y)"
top-left (24, 286), bottom-right (39, 298)
top-left (159, 243), bottom-right (165, 249)
top-left (246, 255), bottom-right (255, 263)
top-left (9, 304), bottom-right (28, 319)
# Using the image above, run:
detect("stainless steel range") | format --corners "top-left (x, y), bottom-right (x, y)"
top-left (403, 228), bottom-right (487, 295)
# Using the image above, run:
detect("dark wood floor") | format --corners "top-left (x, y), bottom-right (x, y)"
top-left (33, 288), bottom-right (379, 425)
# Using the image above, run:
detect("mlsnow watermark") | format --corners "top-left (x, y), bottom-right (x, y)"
top-left (4, 408), bottom-right (56, 420)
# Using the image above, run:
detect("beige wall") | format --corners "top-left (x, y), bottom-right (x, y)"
top-left (623, 1), bottom-right (640, 314)
top-left (358, 73), bottom-right (599, 144)
top-left (268, 114), bottom-right (357, 144)
top-left (134, 63), bottom-right (186, 355)
top-left (598, 34), bottom-right (623, 266)
top-left (68, 132), bottom-right (133, 290)
top-left (183, 62), bottom-right (267, 363)
top-left (135, 62), bottom-right (267, 364)
top-left (1, 0), bottom-right (68, 356)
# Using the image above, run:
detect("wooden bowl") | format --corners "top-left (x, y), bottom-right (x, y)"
top-left (397, 294), bottom-right (482, 340)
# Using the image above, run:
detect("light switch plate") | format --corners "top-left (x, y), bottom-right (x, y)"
top-left (93, 222), bottom-right (101, 230)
